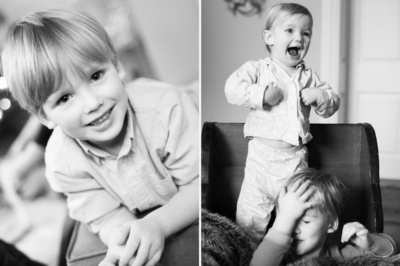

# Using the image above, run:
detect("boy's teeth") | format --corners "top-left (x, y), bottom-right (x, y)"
top-left (90, 111), bottom-right (110, 126)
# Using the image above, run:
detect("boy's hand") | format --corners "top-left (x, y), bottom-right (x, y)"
top-left (341, 222), bottom-right (372, 250)
top-left (277, 179), bottom-right (314, 221)
top-left (264, 83), bottom-right (283, 106)
top-left (99, 218), bottom-right (166, 266)
top-left (300, 88), bottom-right (321, 106)
top-left (272, 179), bottom-right (314, 235)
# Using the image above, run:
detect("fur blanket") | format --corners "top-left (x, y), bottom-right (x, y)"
top-left (201, 209), bottom-right (400, 266)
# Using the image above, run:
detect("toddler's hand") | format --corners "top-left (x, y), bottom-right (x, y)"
top-left (264, 83), bottom-right (283, 106)
top-left (276, 179), bottom-right (314, 221)
top-left (341, 222), bottom-right (372, 251)
top-left (99, 218), bottom-right (166, 266)
top-left (300, 88), bottom-right (321, 106)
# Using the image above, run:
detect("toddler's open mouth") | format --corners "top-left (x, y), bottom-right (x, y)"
top-left (288, 47), bottom-right (300, 56)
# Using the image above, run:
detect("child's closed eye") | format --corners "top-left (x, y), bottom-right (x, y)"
top-left (303, 220), bottom-right (310, 224)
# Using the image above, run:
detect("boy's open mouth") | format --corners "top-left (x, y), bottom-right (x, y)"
top-left (288, 47), bottom-right (300, 56)
top-left (88, 107), bottom-right (113, 127)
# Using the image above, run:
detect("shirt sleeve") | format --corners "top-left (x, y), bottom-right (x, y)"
top-left (310, 71), bottom-right (340, 118)
top-left (251, 228), bottom-right (292, 266)
top-left (225, 61), bottom-right (267, 110)
top-left (50, 170), bottom-right (133, 233)
top-left (156, 86), bottom-right (199, 189)
top-left (327, 233), bottom-right (398, 258)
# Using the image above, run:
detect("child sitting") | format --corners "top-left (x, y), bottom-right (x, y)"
top-left (251, 168), bottom-right (399, 266)
top-left (1, 8), bottom-right (199, 266)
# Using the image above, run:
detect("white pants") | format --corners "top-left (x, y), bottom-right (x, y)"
top-left (236, 138), bottom-right (308, 241)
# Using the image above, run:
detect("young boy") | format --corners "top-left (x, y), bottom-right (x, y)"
top-left (224, 3), bottom-right (340, 241)
top-left (251, 168), bottom-right (398, 266)
top-left (1, 8), bottom-right (199, 266)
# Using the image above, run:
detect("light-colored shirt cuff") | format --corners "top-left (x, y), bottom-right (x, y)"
top-left (372, 234), bottom-right (395, 258)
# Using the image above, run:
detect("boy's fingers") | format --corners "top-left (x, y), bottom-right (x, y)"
top-left (132, 242), bottom-right (151, 266)
top-left (115, 224), bottom-right (130, 245)
top-left (119, 236), bottom-right (140, 266)
top-left (342, 225), bottom-right (357, 243)
top-left (99, 252), bottom-right (119, 266)
top-left (277, 186), bottom-right (287, 198)
top-left (356, 228), bottom-right (369, 237)
top-left (300, 187), bottom-right (314, 203)
top-left (145, 249), bottom-right (163, 266)
top-left (147, 241), bottom-right (163, 262)
top-left (99, 262), bottom-right (115, 266)
top-left (288, 178), bottom-right (302, 192)
top-left (294, 180), bottom-right (311, 196)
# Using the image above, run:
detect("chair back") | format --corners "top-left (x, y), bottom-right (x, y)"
top-left (202, 122), bottom-right (383, 243)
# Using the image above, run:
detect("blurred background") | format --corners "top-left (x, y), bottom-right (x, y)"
top-left (202, 0), bottom-right (400, 239)
top-left (0, 0), bottom-right (198, 265)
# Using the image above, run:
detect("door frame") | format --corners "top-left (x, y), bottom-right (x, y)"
top-left (319, 0), bottom-right (349, 123)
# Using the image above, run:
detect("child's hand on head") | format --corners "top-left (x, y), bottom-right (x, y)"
top-left (277, 179), bottom-right (314, 221)
top-left (271, 179), bottom-right (315, 236)
top-left (300, 88), bottom-right (321, 106)
top-left (341, 222), bottom-right (372, 251)
top-left (99, 218), bottom-right (166, 266)
top-left (264, 82), bottom-right (283, 106)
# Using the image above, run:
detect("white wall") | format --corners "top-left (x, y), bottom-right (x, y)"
top-left (201, 0), bottom-right (323, 124)
top-left (128, 0), bottom-right (199, 84)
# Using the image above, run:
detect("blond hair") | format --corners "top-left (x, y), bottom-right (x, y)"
top-left (1, 8), bottom-right (118, 117)
top-left (264, 3), bottom-right (313, 52)
top-left (285, 168), bottom-right (345, 222)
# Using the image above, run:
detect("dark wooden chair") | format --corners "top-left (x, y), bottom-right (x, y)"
top-left (201, 122), bottom-right (383, 244)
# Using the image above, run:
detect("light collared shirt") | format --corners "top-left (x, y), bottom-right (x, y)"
top-left (45, 78), bottom-right (199, 233)
top-left (225, 57), bottom-right (340, 145)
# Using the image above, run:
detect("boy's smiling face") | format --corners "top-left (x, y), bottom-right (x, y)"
top-left (289, 207), bottom-right (337, 259)
top-left (263, 12), bottom-right (312, 69)
top-left (41, 61), bottom-right (129, 153)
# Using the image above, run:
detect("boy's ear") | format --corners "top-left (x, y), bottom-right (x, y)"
top-left (262, 30), bottom-right (274, 46)
top-left (116, 61), bottom-right (126, 80)
top-left (37, 115), bottom-right (56, 129)
top-left (327, 217), bottom-right (339, 233)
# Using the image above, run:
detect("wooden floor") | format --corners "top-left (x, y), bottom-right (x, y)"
top-left (381, 179), bottom-right (400, 236)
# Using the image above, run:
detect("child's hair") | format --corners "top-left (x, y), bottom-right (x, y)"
top-left (264, 3), bottom-right (313, 52)
top-left (1, 8), bottom-right (118, 117)
top-left (285, 168), bottom-right (345, 222)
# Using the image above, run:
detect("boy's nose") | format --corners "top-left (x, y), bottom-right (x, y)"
top-left (81, 90), bottom-right (104, 114)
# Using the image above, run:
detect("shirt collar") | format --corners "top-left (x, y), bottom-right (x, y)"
top-left (265, 57), bottom-right (306, 71)
top-left (76, 104), bottom-right (136, 163)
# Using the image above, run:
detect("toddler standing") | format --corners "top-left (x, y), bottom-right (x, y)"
top-left (225, 3), bottom-right (340, 241)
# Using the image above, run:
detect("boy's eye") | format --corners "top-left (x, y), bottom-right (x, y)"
top-left (286, 28), bottom-right (293, 33)
top-left (303, 32), bottom-right (311, 37)
top-left (57, 94), bottom-right (72, 105)
top-left (91, 70), bottom-right (104, 82)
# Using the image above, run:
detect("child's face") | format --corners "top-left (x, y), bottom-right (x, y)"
top-left (264, 13), bottom-right (312, 68)
top-left (42, 61), bottom-right (129, 150)
top-left (290, 208), bottom-right (336, 259)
